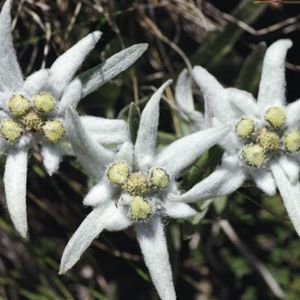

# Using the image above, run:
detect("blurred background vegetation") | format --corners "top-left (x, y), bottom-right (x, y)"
top-left (1, 0), bottom-right (300, 299)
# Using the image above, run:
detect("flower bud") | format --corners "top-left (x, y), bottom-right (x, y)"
top-left (130, 196), bottom-right (152, 221)
top-left (242, 144), bottom-right (266, 168)
top-left (0, 119), bottom-right (22, 142)
top-left (264, 107), bottom-right (286, 129)
top-left (284, 130), bottom-right (300, 153)
top-left (8, 94), bottom-right (30, 117)
top-left (42, 120), bottom-right (65, 143)
top-left (149, 168), bottom-right (170, 189)
top-left (235, 117), bottom-right (255, 138)
top-left (107, 161), bottom-right (129, 185)
top-left (33, 92), bottom-right (55, 113)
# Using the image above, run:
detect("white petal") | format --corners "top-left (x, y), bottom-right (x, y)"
top-left (135, 217), bottom-right (176, 300)
top-left (0, 0), bottom-right (23, 91)
top-left (49, 31), bottom-right (102, 98)
top-left (286, 99), bottom-right (300, 127)
top-left (83, 179), bottom-right (113, 207)
top-left (115, 141), bottom-right (134, 166)
top-left (81, 116), bottom-right (130, 145)
top-left (250, 169), bottom-right (276, 195)
top-left (277, 155), bottom-right (299, 183)
top-left (65, 109), bottom-right (114, 178)
top-left (41, 144), bottom-right (62, 176)
top-left (80, 43), bottom-right (148, 98)
top-left (271, 162), bottom-right (300, 236)
top-left (22, 69), bottom-right (50, 97)
top-left (170, 155), bottom-right (246, 203)
top-left (257, 40), bottom-right (292, 109)
top-left (59, 203), bottom-right (131, 274)
top-left (155, 126), bottom-right (229, 179)
top-left (4, 147), bottom-right (28, 237)
top-left (175, 69), bottom-right (195, 115)
top-left (193, 66), bottom-right (232, 122)
top-left (227, 88), bottom-right (258, 117)
top-left (58, 78), bottom-right (82, 114)
top-left (135, 80), bottom-right (172, 172)
top-left (0, 92), bottom-right (10, 111)
top-left (164, 201), bottom-right (196, 219)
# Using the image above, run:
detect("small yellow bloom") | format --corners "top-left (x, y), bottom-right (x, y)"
top-left (264, 107), bottom-right (286, 129)
top-left (0, 119), bottom-right (22, 142)
top-left (130, 196), bottom-right (152, 221)
top-left (33, 92), bottom-right (56, 113)
top-left (42, 120), bottom-right (65, 143)
top-left (8, 94), bottom-right (30, 117)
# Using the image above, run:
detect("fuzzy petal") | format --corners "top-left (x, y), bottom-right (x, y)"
top-left (164, 201), bottom-right (196, 219)
top-left (83, 179), bottom-right (113, 207)
top-left (50, 31), bottom-right (102, 98)
top-left (250, 169), bottom-right (276, 195)
top-left (135, 217), bottom-right (176, 300)
top-left (286, 99), bottom-right (300, 127)
top-left (155, 126), bottom-right (229, 179)
top-left (41, 144), bottom-right (63, 176)
top-left (271, 162), bottom-right (300, 236)
top-left (80, 43), bottom-right (148, 98)
top-left (22, 69), bottom-right (50, 97)
top-left (58, 78), bottom-right (82, 114)
top-left (65, 109), bottom-right (114, 178)
top-left (0, 0), bottom-right (23, 91)
top-left (59, 203), bottom-right (131, 274)
top-left (115, 141), bottom-right (134, 166)
top-left (257, 40), bottom-right (292, 109)
top-left (175, 69), bottom-right (196, 116)
top-left (4, 147), bottom-right (28, 237)
top-left (81, 116), bottom-right (129, 145)
top-left (193, 66), bottom-right (232, 122)
top-left (277, 155), bottom-right (299, 183)
top-left (135, 80), bottom-right (172, 172)
top-left (227, 88), bottom-right (258, 117)
top-left (170, 155), bottom-right (246, 203)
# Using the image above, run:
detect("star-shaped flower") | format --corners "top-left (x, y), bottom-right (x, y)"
top-left (0, 0), bottom-right (147, 237)
top-left (171, 39), bottom-right (300, 236)
top-left (59, 81), bottom-right (228, 300)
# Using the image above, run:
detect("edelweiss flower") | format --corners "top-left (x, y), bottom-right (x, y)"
top-left (0, 0), bottom-right (147, 237)
top-left (172, 39), bottom-right (300, 236)
top-left (59, 81), bottom-right (228, 300)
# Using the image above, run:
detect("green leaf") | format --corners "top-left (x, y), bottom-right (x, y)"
top-left (79, 44), bottom-right (148, 98)
top-left (128, 102), bottom-right (140, 144)
top-left (213, 196), bottom-right (228, 214)
top-left (235, 42), bottom-right (267, 93)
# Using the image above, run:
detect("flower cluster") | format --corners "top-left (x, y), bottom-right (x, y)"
top-left (1, 1), bottom-right (300, 299)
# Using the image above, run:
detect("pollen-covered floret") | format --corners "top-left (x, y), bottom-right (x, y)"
top-left (42, 120), bottom-right (65, 143)
top-left (0, 119), bottom-right (22, 142)
top-left (33, 92), bottom-right (56, 113)
top-left (264, 107), bottom-right (286, 129)
top-left (21, 112), bottom-right (43, 131)
top-left (130, 196), bottom-right (152, 221)
top-left (257, 128), bottom-right (280, 151)
top-left (8, 94), bottom-right (30, 117)
top-left (123, 173), bottom-right (149, 196)
top-left (149, 168), bottom-right (170, 189)
top-left (235, 117), bottom-right (255, 138)
top-left (284, 130), bottom-right (300, 153)
top-left (107, 161), bottom-right (130, 185)
top-left (242, 143), bottom-right (267, 168)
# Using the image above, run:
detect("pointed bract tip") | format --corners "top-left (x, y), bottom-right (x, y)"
top-left (91, 31), bottom-right (102, 42)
